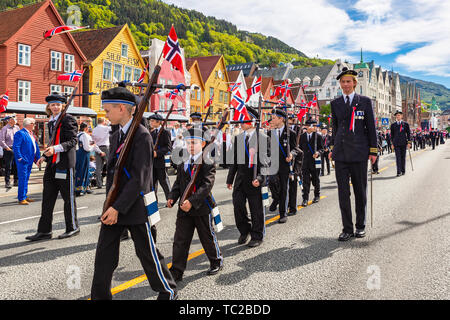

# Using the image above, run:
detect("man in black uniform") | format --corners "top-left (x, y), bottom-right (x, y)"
top-left (430, 129), bottom-right (437, 150)
top-left (26, 93), bottom-right (79, 241)
top-left (91, 86), bottom-right (177, 300)
top-left (190, 112), bottom-right (203, 126)
top-left (287, 114), bottom-right (304, 216)
top-left (226, 106), bottom-right (268, 247)
top-left (329, 67), bottom-right (378, 241)
top-left (320, 126), bottom-right (331, 176)
top-left (268, 108), bottom-right (296, 223)
top-left (149, 113), bottom-right (172, 201)
top-left (167, 126), bottom-right (223, 282)
top-left (390, 111), bottom-right (411, 176)
top-left (298, 118), bottom-right (323, 207)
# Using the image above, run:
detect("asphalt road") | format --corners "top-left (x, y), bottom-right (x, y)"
top-left (0, 142), bottom-right (449, 300)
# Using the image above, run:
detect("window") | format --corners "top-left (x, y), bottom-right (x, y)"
top-left (133, 68), bottom-right (141, 82)
top-left (18, 80), bottom-right (31, 103)
top-left (160, 78), bottom-right (166, 85)
top-left (219, 90), bottom-right (223, 102)
top-left (167, 80), bottom-right (173, 86)
top-left (178, 102), bottom-right (183, 110)
top-left (326, 88), bottom-right (331, 98)
top-left (209, 87), bottom-right (214, 99)
top-left (18, 44), bottom-right (31, 66)
top-left (159, 99), bottom-right (165, 111)
top-left (224, 92), bottom-right (228, 103)
top-left (197, 90), bottom-right (201, 101)
top-left (50, 84), bottom-right (62, 95)
top-left (313, 77), bottom-right (320, 86)
top-left (64, 87), bottom-right (74, 106)
top-left (114, 63), bottom-right (122, 82)
top-left (124, 66), bottom-right (133, 81)
top-left (64, 54), bottom-right (75, 73)
top-left (121, 44), bottom-right (128, 58)
top-left (103, 61), bottom-right (112, 81)
top-left (51, 51), bottom-right (62, 71)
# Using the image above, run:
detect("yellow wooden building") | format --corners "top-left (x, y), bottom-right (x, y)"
top-left (72, 24), bottom-right (147, 117)
top-left (186, 58), bottom-right (205, 114)
top-left (188, 55), bottom-right (230, 122)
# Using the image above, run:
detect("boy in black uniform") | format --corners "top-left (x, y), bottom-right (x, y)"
top-left (167, 126), bottom-right (223, 282)
top-left (320, 126), bottom-right (331, 176)
top-left (26, 93), bottom-right (79, 241)
top-left (268, 108), bottom-right (297, 223)
top-left (390, 111), bottom-right (411, 176)
top-left (226, 106), bottom-right (268, 247)
top-left (91, 87), bottom-right (177, 300)
top-left (298, 119), bottom-right (323, 207)
top-left (148, 113), bottom-right (172, 201)
top-left (329, 67), bottom-right (377, 241)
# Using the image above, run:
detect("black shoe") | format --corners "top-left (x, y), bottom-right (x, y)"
top-left (75, 191), bottom-right (81, 197)
top-left (338, 232), bottom-right (354, 241)
top-left (327, 172), bottom-right (330, 175)
top-left (401, 172), bottom-right (405, 175)
top-left (247, 239), bottom-right (262, 248)
top-left (312, 196), bottom-right (320, 203)
top-left (206, 264), bottom-right (223, 276)
top-left (26, 232), bottom-right (52, 242)
top-left (157, 292), bottom-right (178, 300)
top-left (238, 233), bottom-right (250, 245)
top-left (5, 183), bottom-right (11, 189)
top-left (86, 189), bottom-right (93, 194)
top-left (301, 200), bottom-right (308, 207)
top-left (278, 216), bottom-right (288, 223)
top-left (169, 268), bottom-right (183, 283)
top-left (320, 173), bottom-right (324, 176)
top-left (58, 228), bottom-right (80, 239)
top-left (396, 173), bottom-right (401, 177)
top-left (13, 180), bottom-right (18, 186)
top-left (269, 201), bottom-right (278, 212)
top-left (355, 229), bottom-right (366, 238)
top-left (287, 210), bottom-right (297, 216)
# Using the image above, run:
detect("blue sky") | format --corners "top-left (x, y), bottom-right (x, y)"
top-left (165, 0), bottom-right (450, 89)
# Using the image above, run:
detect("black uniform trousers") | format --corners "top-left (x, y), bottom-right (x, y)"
top-left (38, 165), bottom-right (78, 233)
top-left (232, 188), bottom-right (265, 241)
top-left (273, 170), bottom-right (290, 217)
top-left (321, 151), bottom-right (330, 175)
top-left (335, 161), bottom-right (367, 234)
top-left (394, 145), bottom-right (406, 174)
top-left (153, 167), bottom-right (171, 201)
top-left (171, 214), bottom-right (223, 276)
top-left (91, 222), bottom-right (177, 300)
top-left (288, 175), bottom-right (298, 213)
top-left (268, 175), bottom-right (280, 206)
top-left (3, 150), bottom-right (17, 184)
top-left (302, 165), bottom-right (320, 201)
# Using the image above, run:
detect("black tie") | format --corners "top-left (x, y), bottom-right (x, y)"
top-left (118, 130), bottom-right (125, 146)
top-left (48, 120), bottom-right (55, 138)
top-left (345, 96), bottom-right (350, 109)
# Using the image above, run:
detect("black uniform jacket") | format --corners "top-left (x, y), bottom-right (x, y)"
top-left (106, 124), bottom-right (154, 225)
top-left (150, 127), bottom-right (172, 169)
top-left (267, 126), bottom-right (297, 173)
top-left (390, 121), bottom-right (411, 147)
top-left (45, 114), bottom-right (78, 170)
top-left (169, 158), bottom-right (216, 217)
top-left (331, 93), bottom-right (377, 162)
top-left (299, 132), bottom-right (324, 168)
top-left (226, 131), bottom-right (269, 195)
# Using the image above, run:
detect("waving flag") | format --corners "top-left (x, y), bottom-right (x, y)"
top-left (271, 80), bottom-right (291, 99)
top-left (231, 91), bottom-right (249, 121)
top-left (166, 88), bottom-right (179, 100)
top-left (138, 63), bottom-right (148, 83)
top-left (228, 82), bottom-right (241, 92)
top-left (204, 95), bottom-right (214, 109)
top-left (163, 25), bottom-right (184, 76)
top-left (44, 25), bottom-right (87, 39)
top-left (245, 76), bottom-right (262, 102)
top-left (297, 107), bottom-right (307, 122)
top-left (312, 94), bottom-right (318, 107)
top-left (57, 69), bottom-right (83, 82)
top-left (0, 90), bottom-right (9, 113)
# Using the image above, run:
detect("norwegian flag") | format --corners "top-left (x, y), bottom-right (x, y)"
top-left (271, 80), bottom-right (291, 99)
top-left (166, 88), bottom-right (179, 100)
top-left (138, 63), bottom-right (148, 83)
top-left (163, 26), bottom-right (184, 76)
top-left (297, 107), bottom-right (307, 122)
top-left (0, 90), bottom-right (9, 113)
top-left (204, 95), bottom-right (214, 109)
top-left (312, 94), bottom-right (318, 107)
top-left (245, 76), bottom-right (262, 102)
top-left (44, 25), bottom-right (87, 39)
top-left (228, 82), bottom-right (241, 92)
top-left (57, 69), bottom-right (83, 82)
top-left (231, 91), bottom-right (249, 121)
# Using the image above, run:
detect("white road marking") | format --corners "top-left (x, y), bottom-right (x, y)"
top-left (0, 207), bottom-right (88, 225)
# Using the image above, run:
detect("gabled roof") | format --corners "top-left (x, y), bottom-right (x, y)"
top-left (72, 25), bottom-right (124, 63)
top-left (227, 70), bottom-right (242, 83)
top-left (0, 1), bottom-right (47, 45)
top-left (186, 58), bottom-right (205, 91)
top-left (188, 56), bottom-right (222, 82)
top-left (253, 66), bottom-right (291, 81)
top-left (288, 65), bottom-right (334, 87)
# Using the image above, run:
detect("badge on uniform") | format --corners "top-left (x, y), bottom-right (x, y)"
top-left (143, 191), bottom-right (160, 226)
top-left (55, 169), bottom-right (67, 180)
top-left (211, 206), bottom-right (223, 232)
top-left (165, 153), bottom-right (171, 168)
top-left (355, 110), bottom-right (365, 120)
top-left (315, 158), bottom-right (322, 169)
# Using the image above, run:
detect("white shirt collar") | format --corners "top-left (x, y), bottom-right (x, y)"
top-left (120, 118), bottom-right (133, 135)
top-left (50, 113), bottom-right (61, 122)
top-left (344, 91), bottom-right (356, 104)
top-left (245, 129), bottom-right (255, 139)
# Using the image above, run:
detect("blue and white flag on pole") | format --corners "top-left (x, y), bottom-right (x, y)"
top-left (143, 191), bottom-right (160, 226)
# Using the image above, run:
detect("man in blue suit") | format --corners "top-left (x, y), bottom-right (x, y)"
top-left (13, 118), bottom-right (40, 205)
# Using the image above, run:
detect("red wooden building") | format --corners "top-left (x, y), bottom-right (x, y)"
top-left (0, 0), bottom-right (92, 146)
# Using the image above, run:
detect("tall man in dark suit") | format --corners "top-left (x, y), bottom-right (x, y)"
top-left (390, 111), bottom-right (411, 176)
top-left (329, 68), bottom-right (378, 242)
top-left (227, 106), bottom-right (268, 247)
top-left (320, 126), bottom-right (331, 176)
top-left (148, 113), bottom-right (172, 201)
top-left (167, 126), bottom-right (223, 282)
top-left (91, 86), bottom-right (177, 300)
top-left (267, 108), bottom-right (297, 223)
top-left (26, 93), bottom-right (79, 241)
top-left (298, 118), bottom-right (323, 207)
